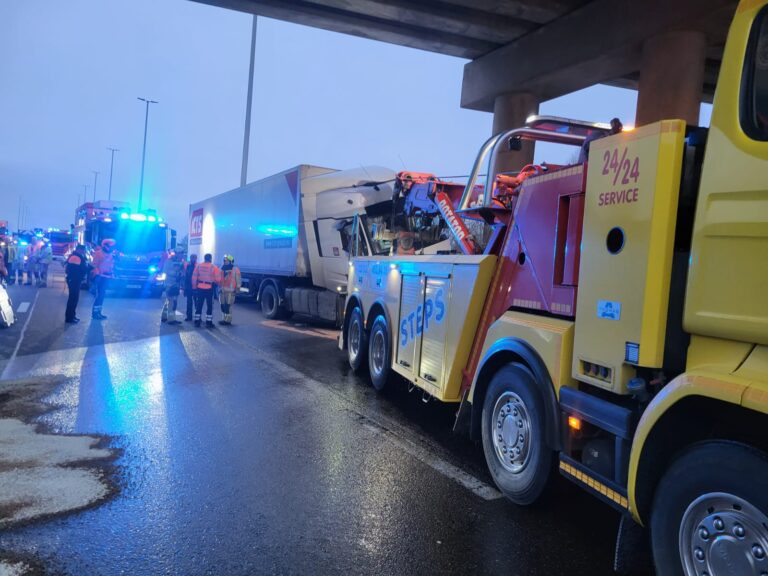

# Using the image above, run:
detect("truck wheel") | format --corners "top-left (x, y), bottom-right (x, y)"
top-left (347, 307), bottom-right (368, 372)
top-left (481, 363), bottom-right (553, 505)
top-left (368, 314), bottom-right (391, 392)
top-left (650, 441), bottom-right (768, 576)
top-left (260, 284), bottom-right (281, 319)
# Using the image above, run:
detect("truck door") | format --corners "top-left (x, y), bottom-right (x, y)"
top-left (418, 276), bottom-right (449, 386)
top-left (396, 273), bottom-right (423, 374)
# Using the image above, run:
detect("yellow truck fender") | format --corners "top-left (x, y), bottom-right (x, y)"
top-left (470, 337), bottom-right (562, 450)
top-left (628, 371), bottom-right (762, 525)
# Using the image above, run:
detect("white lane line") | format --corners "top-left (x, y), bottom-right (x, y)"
top-left (16, 302), bottom-right (30, 314)
top-left (1, 290), bottom-right (40, 380)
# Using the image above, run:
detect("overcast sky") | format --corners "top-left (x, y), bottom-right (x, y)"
top-left (1, 0), bottom-right (710, 233)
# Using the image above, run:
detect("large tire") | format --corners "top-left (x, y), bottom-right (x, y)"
top-left (347, 306), bottom-right (368, 373)
top-left (260, 284), bottom-right (281, 319)
top-left (650, 441), bottom-right (768, 576)
top-left (481, 363), bottom-right (553, 505)
top-left (367, 314), bottom-right (391, 392)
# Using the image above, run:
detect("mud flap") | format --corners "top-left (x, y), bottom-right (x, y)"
top-left (614, 513), bottom-right (653, 575)
top-left (452, 389), bottom-right (472, 436)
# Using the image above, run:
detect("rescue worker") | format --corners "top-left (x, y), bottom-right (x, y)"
top-left (578, 117), bottom-right (623, 164)
top-left (218, 255), bottom-right (241, 325)
top-left (0, 245), bottom-right (7, 284)
top-left (12, 241), bottom-right (26, 285)
top-left (161, 252), bottom-right (184, 324)
top-left (183, 253), bottom-right (197, 321)
top-left (91, 238), bottom-right (116, 320)
top-left (191, 253), bottom-right (219, 328)
top-left (37, 240), bottom-right (53, 287)
top-left (0, 240), bottom-right (11, 285)
top-left (25, 240), bottom-right (38, 285)
top-left (4, 240), bottom-right (17, 285)
top-left (65, 244), bottom-right (88, 324)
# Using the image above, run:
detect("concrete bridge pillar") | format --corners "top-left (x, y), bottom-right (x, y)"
top-left (492, 92), bottom-right (539, 174)
top-left (635, 30), bottom-right (707, 127)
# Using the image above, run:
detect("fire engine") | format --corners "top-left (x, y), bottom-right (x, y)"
top-left (340, 2), bottom-right (768, 574)
top-left (74, 200), bottom-right (175, 295)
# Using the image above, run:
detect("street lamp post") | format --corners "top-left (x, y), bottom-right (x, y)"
top-left (107, 147), bottom-right (119, 201)
top-left (137, 97), bottom-right (158, 211)
top-left (92, 170), bottom-right (99, 202)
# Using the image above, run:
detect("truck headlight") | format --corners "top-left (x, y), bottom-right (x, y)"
top-left (155, 273), bottom-right (167, 282)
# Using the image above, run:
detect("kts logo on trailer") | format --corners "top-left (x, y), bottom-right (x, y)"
top-left (190, 208), bottom-right (203, 245)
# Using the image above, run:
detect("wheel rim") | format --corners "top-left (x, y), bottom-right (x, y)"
top-left (370, 329), bottom-right (386, 377)
top-left (491, 391), bottom-right (532, 473)
top-left (349, 318), bottom-right (361, 359)
top-left (679, 491), bottom-right (768, 576)
top-left (264, 292), bottom-right (274, 313)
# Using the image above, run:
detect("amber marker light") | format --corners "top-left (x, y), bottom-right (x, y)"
top-left (568, 416), bottom-right (582, 431)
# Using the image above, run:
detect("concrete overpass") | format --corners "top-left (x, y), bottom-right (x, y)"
top-left (192, 0), bottom-right (739, 168)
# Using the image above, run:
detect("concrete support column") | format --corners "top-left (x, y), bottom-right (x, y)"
top-left (492, 92), bottom-right (539, 174)
top-left (635, 31), bottom-right (707, 127)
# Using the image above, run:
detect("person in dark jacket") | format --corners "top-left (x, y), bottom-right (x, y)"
top-left (65, 244), bottom-right (88, 324)
top-left (183, 253), bottom-right (197, 321)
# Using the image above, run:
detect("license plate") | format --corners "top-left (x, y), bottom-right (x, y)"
top-left (127, 284), bottom-right (142, 289)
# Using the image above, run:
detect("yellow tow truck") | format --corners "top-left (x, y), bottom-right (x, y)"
top-left (340, 2), bottom-right (768, 574)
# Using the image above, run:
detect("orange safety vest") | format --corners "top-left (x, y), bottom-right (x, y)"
top-left (220, 266), bottom-right (241, 293)
top-left (192, 262), bottom-right (220, 290)
top-left (92, 248), bottom-right (115, 277)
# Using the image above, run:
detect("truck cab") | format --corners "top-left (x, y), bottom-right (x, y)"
top-left (342, 2), bottom-right (768, 573)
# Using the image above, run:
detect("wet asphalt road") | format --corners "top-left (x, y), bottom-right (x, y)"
top-left (0, 271), bottom-right (622, 575)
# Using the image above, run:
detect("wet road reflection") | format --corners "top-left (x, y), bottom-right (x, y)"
top-left (0, 292), bottom-right (620, 575)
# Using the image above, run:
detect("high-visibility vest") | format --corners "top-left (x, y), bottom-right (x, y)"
top-left (192, 262), bottom-right (219, 290)
top-left (220, 266), bottom-right (241, 293)
top-left (92, 248), bottom-right (115, 277)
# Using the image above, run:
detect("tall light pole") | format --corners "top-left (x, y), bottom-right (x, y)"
top-left (241, 15), bottom-right (257, 187)
top-left (137, 97), bottom-right (158, 211)
top-left (91, 170), bottom-right (100, 202)
top-left (107, 147), bottom-right (119, 201)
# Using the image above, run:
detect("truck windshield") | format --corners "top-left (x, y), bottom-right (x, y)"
top-left (361, 215), bottom-right (394, 256)
top-left (48, 232), bottom-right (72, 243)
top-left (94, 221), bottom-right (166, 253)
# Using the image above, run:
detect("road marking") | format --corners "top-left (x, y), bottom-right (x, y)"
top-left (16, 302), bottom-right (30, 314)
top-left (211, 328), bottom-right (502, 501)
top-left (260, 319), bottom-right (338, 341)
top-left (1, 290), bottom-right (40, 380)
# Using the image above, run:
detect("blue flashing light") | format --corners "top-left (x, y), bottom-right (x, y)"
top-left (120, 213), bottom-right (129, 220)
top-left (103, 217), bottom-right (112, 223)
top-left (130, 214), bottom-right (147, 222)
top-left (148, 266), bottom-right (158, 273)
top-left (19, 241), bottom-right (28, 246)
top-left (256, 224), bottom-right (298, 237)
top-left (147, 215), bottom-right (157, 222)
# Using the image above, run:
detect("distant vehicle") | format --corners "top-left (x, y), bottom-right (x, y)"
top-left (74, 200), bottom-right (176, 297)
top-left (188, 165), bottom-right (395, 325)
top-left (47, 228), bottom-right (75, 262)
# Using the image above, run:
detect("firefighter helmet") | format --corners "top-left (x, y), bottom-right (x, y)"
top-left (224, 254), bottom-right (234, 264)
top-left (101, 238), bottom-right (116, 249)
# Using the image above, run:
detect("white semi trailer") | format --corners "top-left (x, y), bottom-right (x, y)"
top-left (188, 165), bottom-right (395, 324)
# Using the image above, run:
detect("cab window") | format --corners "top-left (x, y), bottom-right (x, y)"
top-left (742, 5), bottom-right (768, 140)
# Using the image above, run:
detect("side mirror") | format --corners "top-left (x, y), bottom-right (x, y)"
top-left (508, 137), bottom-right (522, 151)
